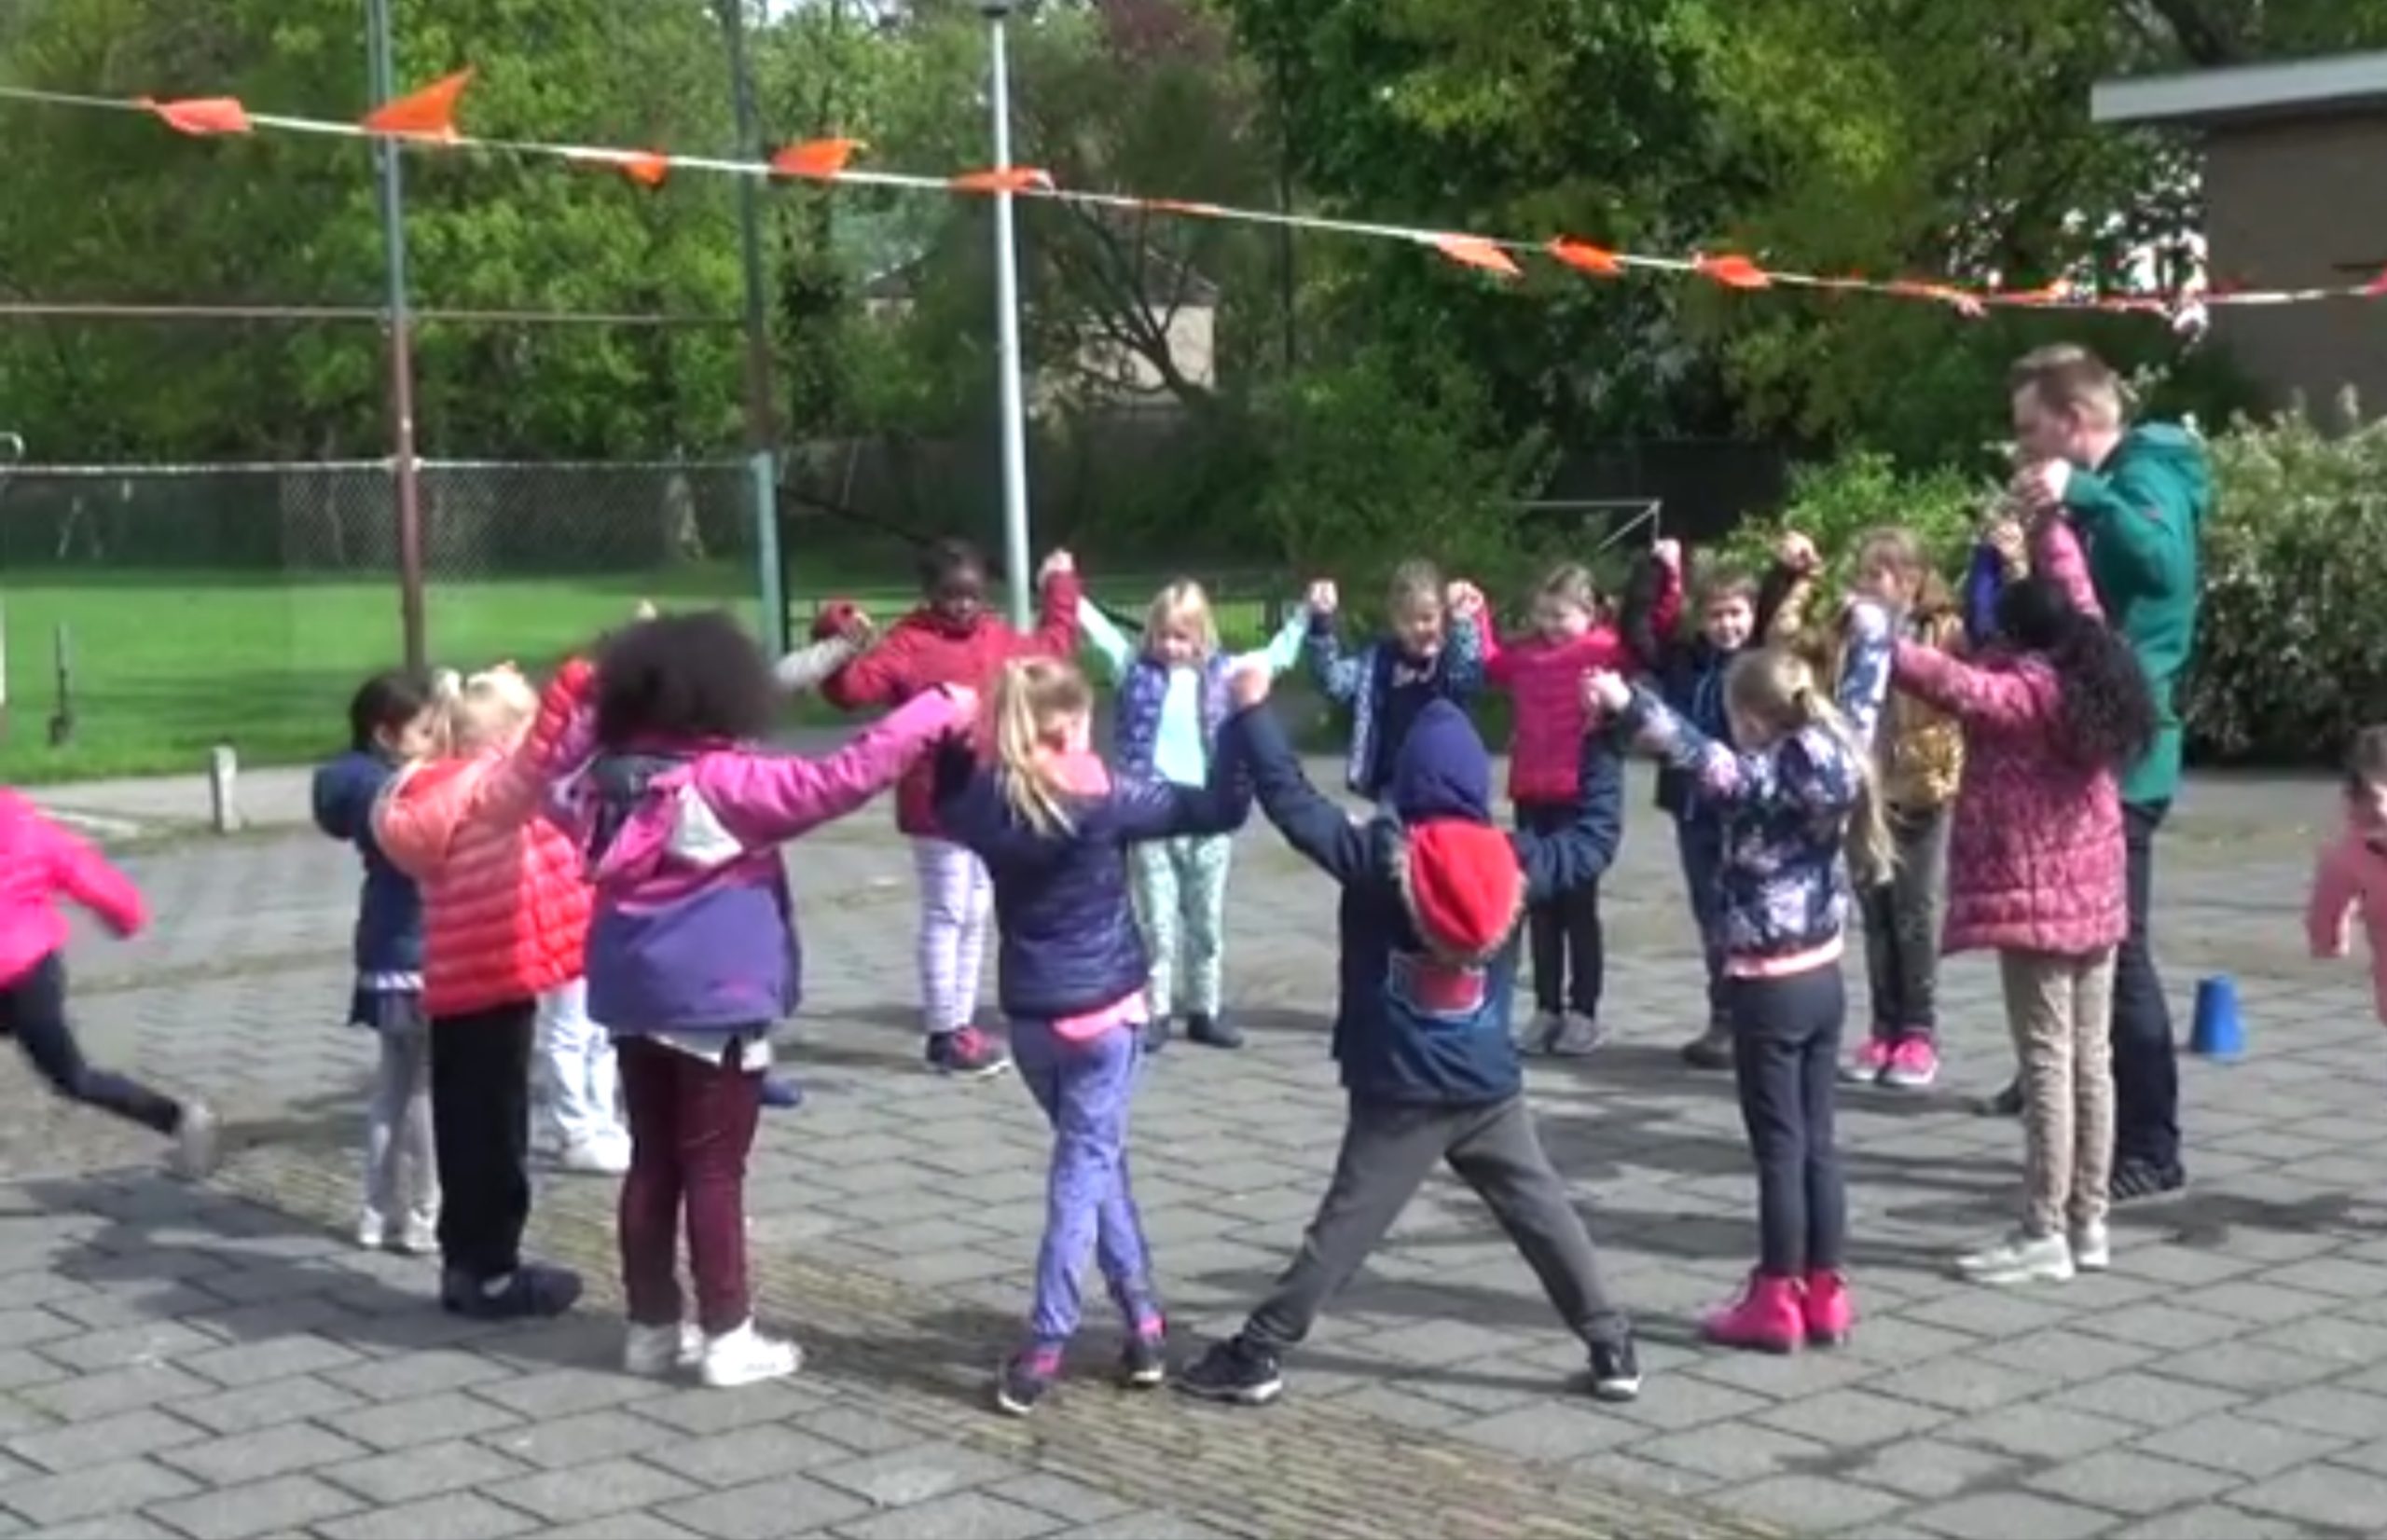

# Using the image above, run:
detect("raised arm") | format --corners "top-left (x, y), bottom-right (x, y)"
top-left (707, 689), bottom-right (968, 846)
top-left (818, 627), bottom-right (918, 711)
top-left (375, 661), bottom-right (593, 866)
top-left (1442, 604), bottom-right (1489, 698)
top-left (1611, 681), bottom-right (1861, 815)
top-left (2308, 835), bottom-right (2366, 960)
top-left (1234, 701), bottom-right (1370, 883)
top-left (775, 635), bottom-right (862, 696)
top-left (1834, 601), bottom-right (1894, 749)
top-left (1963, 542), bottom-right (2007, 650)
top-left (2033, 514), bottom-right (2104, 622)
top-left (1229, 605), bottom-right (1312, 679)
top-left (1023, 566), bottom-right (1085, 661)
top-left (1762, 563), bottom-right (1818, 647)
top-left (1620, 553), bottom-right (1683, 673)
top-left (1103, 713), bottom-right (1254, 843)
top-left (1075, 596), bottom-right (1136, 682)
top-left (1511, 735), bottom-right (1621, 904)
top-left (1305, 616), bottom-right (1367, 706)
top-left (1892, 639), bottom-right (2049, 731)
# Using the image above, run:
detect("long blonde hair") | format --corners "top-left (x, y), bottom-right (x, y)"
top-left (1854, 526), bottom-right (1953, 613)
top-left (428, 665), bottom-right (538, 756)
top-left (1143, 579), bottom-right (1220, 660)
top-left (1726, 648), bottom-right (1894, 886)
top-left (991, 656), bottom-right (1093, 836)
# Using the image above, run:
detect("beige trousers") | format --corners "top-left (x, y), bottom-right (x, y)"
top-left (1999, 948), bottom-right (2118, 1237)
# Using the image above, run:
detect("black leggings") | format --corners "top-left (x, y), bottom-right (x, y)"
top-left (1728, 962), bottom-right (1847, 1277)
top-left (1, 954), bottom-right (182, 1135)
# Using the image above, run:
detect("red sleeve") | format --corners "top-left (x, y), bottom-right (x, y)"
top-left (1481, 611), bottom-right (1514, 687)
top-left (821, 622), bottom-right (920, 710)
top-left (1018, 571), bottom-right (1083, 661)
top-left (1645, 566), bottom-right (1685, 666)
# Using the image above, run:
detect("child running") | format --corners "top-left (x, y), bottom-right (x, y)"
top-left (1077, 581), bottom-right (1304, 1052)
top-left (376, 661), bottom-right (593, 1320)
top-left (1893, 516), bottom-right (2155, 1285)
top-left (1178, 680), bottom-right (1638, 1408)
top-left (1589, 600), bottom-right (1892, 1353)
top-left (571, 612), bottom-right (973, 1386)
top-left (0, 791), bottom-right (218, 1176)
top-left (313, 668), bottom-right (441, 1251)
top-left (1481, 546), bottom-right (1681, 1055)
top-left (932, 656), bottom-right (1254, 1414)
top-left (1768, 530), bottom-right (1967, 1091)
top-left (1630, 549), bottom-right (1757, 1069)
top-left (821, 541), bottom-right (1083, 1079)
top-left (1306, 561), bottom-right (1490, 804)
top-left (2309, 728), bottom-right (2387, 1033)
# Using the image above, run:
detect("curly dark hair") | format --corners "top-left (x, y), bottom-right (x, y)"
top-left (1994, 576), bottom-right (2158, 772)
top-left (594, 611), bottom-right (778, 749)
top-left (346, 667), bottom-right (434, 752)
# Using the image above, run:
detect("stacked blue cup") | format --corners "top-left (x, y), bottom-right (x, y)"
top-left (2189, 975), bottom-right (2244, 1062)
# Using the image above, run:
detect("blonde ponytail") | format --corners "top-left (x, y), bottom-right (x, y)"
top-left (990, 657), bottom-right (1091, 836)
top-left (1726, 647), bottom-right (1896, 887)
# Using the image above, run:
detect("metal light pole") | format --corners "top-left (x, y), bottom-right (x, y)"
top-left (366, 0), bottom-right (427, 671)
top-left (980, 0), bottom-right (1033, 627)
top-left (718, 0), bottom-right (786, 658)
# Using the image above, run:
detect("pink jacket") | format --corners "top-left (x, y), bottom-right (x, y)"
top-left (1891, 521), bottom-right (2126, 958)
top-left (2308, 823), bottom-right (2387, 1024)
top-left (0, 791), bottom-right (147, 989)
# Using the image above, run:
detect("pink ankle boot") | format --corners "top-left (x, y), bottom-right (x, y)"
top-left (1702, 1272), bottom-right (1806, 1354)
top-left (1803, 1270), bottom-right (1855, 1347)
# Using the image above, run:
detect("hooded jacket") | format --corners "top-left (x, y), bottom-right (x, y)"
top-left (2061, 423), bottom-right (2209, 807)
top-left (312, 749), bottom-right (424, 978)
top-left (1237, 699), bottom-right (1620, 1104)
top-left (0, 791), bottom-right (145, 990)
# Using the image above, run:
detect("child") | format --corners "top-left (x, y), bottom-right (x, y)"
top-left (2309, 727), bottom-right (2387, 1025)
top-left (313, 668), bottom-right (441, 1251)
top-left (1306, 560), bottom-right (1490, 804)
top-left (0, 791), bottom-right (217, 1177)
top-left (932, 656), bottom-right (1253, 1414)
top-left (570, 612), bottom-right (973, 1387)
top-left (821, 541), bottom-right (1083, 1079)
top-left (1769, 529), bottom-right (1967, 1091)
top-left (1177, 684), bottom-right (1639, 1408)
top-left (1481, 547), bottom-right (1681, 1055)
top-left (1590, 601), bottom-right (1893, 1353)
top-left (1892, 516), bottom-right (2154, 1284)
top-left (537, 974), bottom-right (628, 1175)
top-left (375, 661), bottom-right (592, 1321)
top-left (1630, 550), bottom-right (1753, 1068)
top-left (1077, 582), bottom-right (1304, 1051)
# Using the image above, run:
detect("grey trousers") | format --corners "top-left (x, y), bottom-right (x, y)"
top-left (1858, 802), bottom-right (1951, 1038)
top-left (1245, 1093), bottom-right (1626, 1351)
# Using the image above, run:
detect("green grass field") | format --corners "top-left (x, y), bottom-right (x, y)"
top-left (0, 564), bottom-right (1292, 783)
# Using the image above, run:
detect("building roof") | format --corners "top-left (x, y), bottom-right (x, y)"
top-left (2093, 50), bottom-right (2387, 129)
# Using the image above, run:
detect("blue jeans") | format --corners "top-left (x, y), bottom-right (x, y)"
top-left (1011, 1019), bottom-right (1159, 1348)
top-left (1674, 817), bottom-right (1731, 1029)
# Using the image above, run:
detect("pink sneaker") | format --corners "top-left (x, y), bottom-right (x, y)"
top-left (1803, 1270), bottom-right (1855, 1347)
top-left (1881, 1037), bottom-right (1940, 1091)
top-left (1702, 1272), bottom-right (1806, 1354)
top-left (1839, 1038), bottom-right (1893, 1086)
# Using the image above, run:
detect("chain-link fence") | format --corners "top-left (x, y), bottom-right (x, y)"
top-left (0, 460), bottom-right (762, 781)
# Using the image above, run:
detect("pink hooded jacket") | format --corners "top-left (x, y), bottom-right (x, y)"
top-left (1891, 519), bottom-right (2127, 958)
top-left (2308, 821), bottom-right (2387, 1024)
top-left (0, 791), bottom-right (147, 989)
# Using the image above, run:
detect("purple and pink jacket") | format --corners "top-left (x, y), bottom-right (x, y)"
top-left (565, 692), bottom-right (968, 1046)
top-left (1891, 519), bottom-right (2126, 958)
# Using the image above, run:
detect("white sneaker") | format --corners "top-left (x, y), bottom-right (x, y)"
top-left (1549, 1012), bottom-right (1607, 1058)
top-left (398, 1211), bottom-right (438, 1257)
top-left (698, 1321), bottom-right (803, 1388)
top-left (557, 1137), bottom-right (630, 1176)
top-left (2070, 1221), bottom-right (2112, 1272)
top-left (1955, 1230), bottom-right (2076, 1286)
top-left (354, 1208), bottom-right (388, 1251)
top-left (623, 1321), bottom-right (704, 1378)
top-left (1523, 1011), bottom-right (1566, 1052)
top-left (172, 1103), bottom-right (223, 1180)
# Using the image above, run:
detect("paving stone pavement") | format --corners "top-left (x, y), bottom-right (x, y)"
top-left (3, 762), bottom-right (2383, 1538)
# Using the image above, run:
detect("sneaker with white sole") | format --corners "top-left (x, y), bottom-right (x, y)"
top-left (397, 1211), bottom-right (438, 1257)
top-left (699, 1321), bottom-right (802, 1388)
top-left (1524, 1011), bottom-right (1567, 1053)
top-left (1955, 1230), bottom-right (2075, 1286)
top-left (1548, 1012), bottom-right (1607, 1058)
top-left (172, 1102), bottom-right (222, 1181)
top-left (623, 1320), bottom-right (704, 1377)
top-left (354, 1208), bottom-right (388, 1251)
top-left (2069, 1221), bottom-right (2112, 1272)
top-left (1840, 1038), bottom-right (1893, 1086)
top-left (557, 1137), bottom-right (630, 1176)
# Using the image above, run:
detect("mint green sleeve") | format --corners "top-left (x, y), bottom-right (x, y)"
top-left (1230, 606), bottom-right (1310, 677)
top-left (1077, 597), bottom-right (1135, 681)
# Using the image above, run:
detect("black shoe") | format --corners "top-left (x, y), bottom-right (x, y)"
top-left (1973, 1079), bottom-right (2025, 1118)
top-left (1119, 1328), bottom-right (1167, 1389)
top-left (1141, 1017), bottom-right (1169, 1054)
top-left (1185, 1012), bottom-right (1244, 1050)
top-left (1680, 1024), bottom-right (1733, 1071)
top-left (1588, 1334), bottom-right (1642, 1403)
top-left (2111, 1160), bottom-right (2187, 1204)
top-left (994, 1349), bottom-right (1058, 1417)
top-left (1175, 1335), bottom-right (1282, 1406)
top-left (440, 1262), bottom-right (582, 1320)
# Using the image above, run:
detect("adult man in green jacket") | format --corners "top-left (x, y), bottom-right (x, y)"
top-left (2006, 344), bottom-right (2208, 1203)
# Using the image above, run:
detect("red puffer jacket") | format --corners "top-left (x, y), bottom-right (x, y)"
top-left (374, 662), bottom-right (593, 1017)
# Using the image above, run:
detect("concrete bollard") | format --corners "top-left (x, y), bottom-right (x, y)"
top-left (208, 744), bottom-right (242, 834)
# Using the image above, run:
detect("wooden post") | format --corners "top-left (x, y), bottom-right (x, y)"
top-left (208, 745), bottom-right (242, 833)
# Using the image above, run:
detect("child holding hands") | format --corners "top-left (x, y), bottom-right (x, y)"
top-left (1306, 560), bottom-right (1491, 804)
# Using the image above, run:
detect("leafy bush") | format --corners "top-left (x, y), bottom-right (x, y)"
top-left (1708, 450), bottom-right (1986, 592)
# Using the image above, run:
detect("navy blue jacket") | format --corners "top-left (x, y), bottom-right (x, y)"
top-left (931, 723), bottom-right (1253, 1021)
top-left (311, 750), bottom-right (425, 977)
top-left (1237, 707), bottom-right (1621, 1105)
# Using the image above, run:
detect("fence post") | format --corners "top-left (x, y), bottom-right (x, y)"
top-left (208, 744), bottom-right (242, 833)
top-left (751, 452), bottom-right (787, 661)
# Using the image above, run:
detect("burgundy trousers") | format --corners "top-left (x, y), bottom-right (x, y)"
top-left (616, 1036), bottom-right (765, 1335)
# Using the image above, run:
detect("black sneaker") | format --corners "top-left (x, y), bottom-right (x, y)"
top-left (441, 1262), bottom-right (582, 1320)
top-left (1119, 1328), bottom-right (1167, 1389)
top-left (1175, 1335), bottom-right (1282, 1406)
top-left (2111, 1160), bottom-right (2187, 1204)
top-left (1185, 1012), bottom-right (1244, 1050)
top-left (1140, 1017), bottom-right (1169, 1055)
top-left (994, 1349), bottom-right (1058, 1416)
top-left (1588, 1334), bottom-right (1642, 1403)
top-left (1973, 1079), bottom-right (2025, 1118)
top-left (926, 1027), bottom-right (1010, 1079)
top-left (1680, 1024), bottom-right (1733, 1071)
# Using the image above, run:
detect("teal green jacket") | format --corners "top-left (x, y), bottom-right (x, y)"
top-left (2061, 423), bottom-right (2209, 806)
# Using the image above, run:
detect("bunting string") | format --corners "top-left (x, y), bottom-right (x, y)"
top-left (3, 68), bottom-right (2379, 321)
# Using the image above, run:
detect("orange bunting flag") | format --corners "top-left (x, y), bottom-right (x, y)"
top-left (1546, 238), bottom-right (1623, 278)
top-left (1696, 254), bottom-right (1772, 290)
top-left (141, 96), bottom-right (253, 137)
top-left (771, 139), bottom-right (862, 179)
top-left (1433, 235), bottom-right (1523, 279)
top-left (1144, 198), bottom-right (1226, 218)
top-left (363, 68), bottom-right (472, 143)
top-left (2366, 268), bottom-right (2387, 297)
top-left (619, 153), bottom-right (670, 188)
top-left (950, 167), bottom-right (1053, 193)
top-left (1886, 279), bottom-right (1986, 318)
